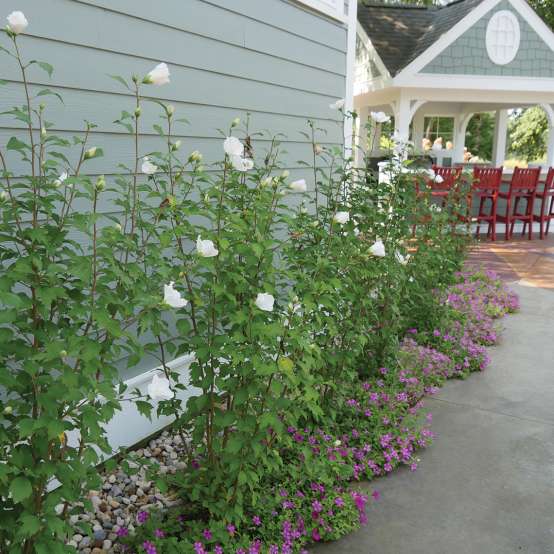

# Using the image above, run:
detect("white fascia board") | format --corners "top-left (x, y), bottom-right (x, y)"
top-left (356, 22), bottom-right (392, 81)
top-left (393, 73), bottom-right (554, 94)
top-left (394, 0), bottom-right (503, 80)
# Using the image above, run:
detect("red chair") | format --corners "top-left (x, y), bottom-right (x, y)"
top-left (532, 168), bottom-right (554, 240)
top-left (497, 167), bottom-right (541, 240)
top-left (472, 167), bottom-right (503, 241)
top-left (430, 166), bottom-right (462, 201)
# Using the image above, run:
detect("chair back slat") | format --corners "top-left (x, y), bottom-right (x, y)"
top-left (510, 167), bottom-right (541, 193)
top-left (544, 167), bottom-right (554, 193)
top-left (473, 167), bottom-right (503, 193)
top-left (431, 166), bottom-right (462, 190)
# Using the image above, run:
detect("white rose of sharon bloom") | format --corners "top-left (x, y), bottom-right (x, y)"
top-left (6, 11), bottom-right (28, 34)
top-left (333, 211), bottom-right (350, 225)
top-left (329, 98), bottom-right (345, 111)
top-left (255, 292), bottom-right (275, 312)
top-left (369, 239), bottom-right (386, 257)
top-left (142, 157), bottom-right (158, 175)
top-left (144, 62), bottom-right (170, 86)
top-left (289, 179), bottom-right (307, 193)
top-left (231, 155), bottom-right (253, 172)
top-left (223, 136), bottom-right (244, 158)
top-left (196, 235), bottom-right (219, 258)
top-left (147, 374), bottom-right (173, 401)
top-left (54, 171), bottom-right (68, 186)
top-left (163, 282), bottom-right (188, 308)
top-left (371, 111), bottom-right (391, 124)
top-left (395, 251), bottom-right (410, 265)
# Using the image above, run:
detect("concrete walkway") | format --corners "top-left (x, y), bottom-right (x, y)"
top-left (313, 241), bottom-right (554, 554)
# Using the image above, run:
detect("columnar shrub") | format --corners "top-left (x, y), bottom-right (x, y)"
top-left (0, 13), bottom-right (472, 553)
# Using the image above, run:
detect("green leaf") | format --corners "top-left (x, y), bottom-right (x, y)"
top-left (7, 136), bottom-right (29, 152)
top-left (10, 477), bottom-right (32, 502)
top-left (108, 74), bottom-right (130, 90)
top-left (28, 60), bottom-right (54, 77)
top-left (36, 88), bottom-right (64, 104)
top-left (136, 400), bottom-right (152, 420)
top-left (19, 514), bottom-right (41, 537)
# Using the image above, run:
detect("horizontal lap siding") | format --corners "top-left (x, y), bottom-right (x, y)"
top-left (1, 0), bottom-right (347, 383)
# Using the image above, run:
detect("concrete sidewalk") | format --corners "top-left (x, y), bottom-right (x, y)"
top-left (313, 247), bottom-right (554, 553)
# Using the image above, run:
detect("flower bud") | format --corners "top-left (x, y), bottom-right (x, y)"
top-left (260, 177), bottom-right (272, 188)
top-left (3, 406), bottom-right (12, 415)
top-left (39, 103), bottom-right (45, 112)
top-left (314, 144), bottom-right (323, 155)
top-left (41, 126), bottom-right (47, 139)
top-left (196, 165), bottom-right (204, 173)
top-left (300, 206), bottom-right (308, 214)
top-left (166, 105), bottom-right (175, 117)
top-left (96, 175), bottom-right (106, 191)
top-left (171, 140), bottom-right (181, 151)
top-left (134, 107), bottom-right (142, 118)
top-left (114, 223), bottom-right (122, 233)
top-left (0, 191), bottom-right (8, 202)
top-left (281, 170), bottom-right (290, 179)
top-left (189, 150), bottom-right (202, 163)
top-left (84, 147), bottom-right (97, 160)
top-left (231, 117), bottom-right (240, 128)
top-left (59, 350), bottom-right (68, 358)
top-left (311, 220), bottom-right (319, 228)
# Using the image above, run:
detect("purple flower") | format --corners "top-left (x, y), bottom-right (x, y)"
top-left (116, 527), bottom-right (129, 537)
top-left (202, 528), bottom-right (212, 540)
top-left (142, 541), bottom-right (157, 554)
top-left (137, 511), bottom-right (149, 524)
top-left (334, 497), bottom-right (345, 507)
top-left (215, 546), bottom-right (223, 554)
top-left (194, 543), bottom-right (206, 554)
top-left (154, 528), bottom-right (165, 538)
top-left (227, 524), bottom-right (236, 536)
top-left (252, 515), bottom-right (261, 526)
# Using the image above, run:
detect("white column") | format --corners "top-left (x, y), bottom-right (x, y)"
top-left (355, 105), bottom-right (370, 167)
top-left (343, 0), bottom-right (358, 155)
top-left (492, 109), bottom-right (509, 167)
top-left (412, 111), bottom-right (425, 155)
top-left (545, 104), bottom-right (554, 168)
top-left (453, 113), bottom-right (472, 165)
top-left (393, 97), bottom-right (412, 160)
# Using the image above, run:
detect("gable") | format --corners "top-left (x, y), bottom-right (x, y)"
top-left (422, 1), bottom-right (554, 78)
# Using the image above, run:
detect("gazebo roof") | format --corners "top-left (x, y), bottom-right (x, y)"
top-left (357, 0), bottom-right (486, 76)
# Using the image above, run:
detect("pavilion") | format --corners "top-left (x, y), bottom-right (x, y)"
top-left (355, 0), bottom-right (554, 168)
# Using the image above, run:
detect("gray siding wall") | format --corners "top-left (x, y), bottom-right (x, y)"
top-left (1, 0), bottom-right (347, 379)
top-left (1, 0), bottom-right (347, 185)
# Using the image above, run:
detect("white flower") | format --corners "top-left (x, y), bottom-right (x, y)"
top-left (147, 374), bottom-right (173, 401)
top-left (255, 292), bottom-right (274, 312)
top-left (430, 204), bottom-right (442, 213)
top-left (223, 136), bottom-right (244, 158)
top-left (371, 111), bottom-right (390, 124)
top-left (334, 439), bottom-right (342, 447)
top-left (395, 251), bottom-right (410, 265)
top-left (142, 157), bottom-right (158, 175)
top-left (353, 227), bottom-right (360, 236)
top-left (189, 150), bottom-right (202, 163)
top-left (144, 62), bottom-right (170, 86)
top-left (231, 155), bottom-right (253, 172)
top-left (289, 179), bottom-right (307, 193)
top-left (369, 239), bottom-right (386, 257)
top-left (163, 282), bottom-right (188, 308)
top-left (6, 11), bottom-right (28, 34)
top-left (329, 99), bottom-right (345, 110)
top-left (333, 211), bottom-right (350, 225)
top-left (434, 174), bottom-right (444, 184)
top-left (54, 171), bottom-right (68, 186)
top-left (196, 235), bottom-right (218, 257)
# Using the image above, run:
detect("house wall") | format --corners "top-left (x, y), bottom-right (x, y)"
top-left (422, 1), bottom-right (554, 77)
top-left (1, 0), bottom-right (348, 449)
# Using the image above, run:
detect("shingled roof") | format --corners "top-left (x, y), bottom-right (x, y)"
top-left (358, 0), bottom-right (486, 76)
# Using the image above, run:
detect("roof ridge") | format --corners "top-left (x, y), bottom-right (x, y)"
top-left (359, 0), bottom-right (470, 10)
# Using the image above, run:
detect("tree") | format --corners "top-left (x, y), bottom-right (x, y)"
top-left (508, 107), bottom-right (549, 161)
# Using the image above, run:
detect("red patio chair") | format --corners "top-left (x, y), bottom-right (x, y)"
top-left (531, 167), bottom-right (554, 240)
top-left (472, 167), bottom-right (503, 241)
top-left (496, 167), bottom-right (541, 241)
top-left (430, 166), bottom-right (462, 202)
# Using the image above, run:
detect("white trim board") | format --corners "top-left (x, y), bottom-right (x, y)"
top-left (293, 0), bottom-right (347, 22)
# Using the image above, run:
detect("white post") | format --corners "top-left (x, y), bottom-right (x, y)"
top-left (355, 105), bottom-right (370, 167)
top-left (343, 0), bottom-right (358, 155)
top-left (412, 111), bottom-right (425, 155)
top-left (492, 109), bottom-right (508, 167)
top-left (393, 96), bottom-right (412, 160)
top-left (453, 113), bottom-right (472, 165)
top-left (544, 104), bottom-right (554, 168)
